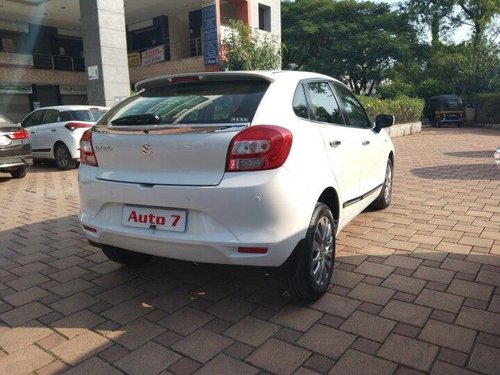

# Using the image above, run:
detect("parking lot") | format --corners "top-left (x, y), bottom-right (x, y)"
top-left (0, 126), bottom-right (499, 374)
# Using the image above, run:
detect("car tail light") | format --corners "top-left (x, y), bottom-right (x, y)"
top-left (65, 122), bottom-right (92, 131)
top-left (226, 125), bottom-right (293, 172)
top-left (80, 129), bottom-right (98, 167)
top-left (8, 129), bottom-right (29, 140)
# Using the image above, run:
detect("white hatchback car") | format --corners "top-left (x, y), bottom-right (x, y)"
top-left (79, 71), bottom-right (395, 300)
top-left (21, 105), bottom-right (108, 169)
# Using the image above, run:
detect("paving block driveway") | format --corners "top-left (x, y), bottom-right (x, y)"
top-left (0, 126), bottom-right (499, 375)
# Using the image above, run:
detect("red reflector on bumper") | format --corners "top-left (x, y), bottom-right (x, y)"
top-left (83, 224), bottom-right (97, 233)
top-left (238, 247), bottom-right (268, 254)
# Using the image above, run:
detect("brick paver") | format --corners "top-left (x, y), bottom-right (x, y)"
top-left (0, 126), bottom-right (499, 374)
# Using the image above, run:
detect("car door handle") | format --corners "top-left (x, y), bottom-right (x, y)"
top-left (362, 140), bottom-right (370, 146)
top-left (51, 129), bottom-right (56, 132)
top-left (329, 140), bottom-right (341, 147)
top-left (30, 131), bottom-right (35, 134)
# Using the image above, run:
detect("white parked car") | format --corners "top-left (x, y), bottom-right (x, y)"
top-left (21, 105), bottom-right (108, 169)
top-left (79, 71), bottom-right (395, 300)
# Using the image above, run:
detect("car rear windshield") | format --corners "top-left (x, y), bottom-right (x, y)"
top-left (100, 80), bottom-right (269, 126)
top-left (61, 110), bottom-right (93, 122)
top-left (438, 96), bottom-right (464, 110)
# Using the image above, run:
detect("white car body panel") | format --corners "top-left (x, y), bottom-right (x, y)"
top-left (79, 71), bottom-right (394, 267)
top-left (21, 105), bottom-right (109, 161)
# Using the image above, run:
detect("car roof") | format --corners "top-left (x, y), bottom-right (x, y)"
top-left (135, 70), bottom-right (347, 92)
top-left (33, 105), bottom-right (110, 111)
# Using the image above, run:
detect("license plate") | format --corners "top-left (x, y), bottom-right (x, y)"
top-left (122, 206), bottom-right (187, 232)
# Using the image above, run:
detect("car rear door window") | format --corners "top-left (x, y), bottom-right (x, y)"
top-left (102, 80), bottom-right (269, 126)
top-left (334, 84), bottom-right (371, 128)
top-left (43, 110), bottom-right (60, 124)
top-left (306, 82), bottom-right (344, 125)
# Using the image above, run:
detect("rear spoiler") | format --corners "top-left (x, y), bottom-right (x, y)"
top-left (135, 71), bottom-right (276, 92)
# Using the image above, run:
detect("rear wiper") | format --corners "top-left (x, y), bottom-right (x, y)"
top-left (111, 114), bottom-right (161, 125)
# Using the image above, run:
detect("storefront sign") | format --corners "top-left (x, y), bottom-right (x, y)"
top-left (141, 46), bottom-right (165, 67)
top-left (0, 52), bottom-right (34, 67)
top-left (0, 83), bottom-right (32, 94)
top-left (128, 52), bottom-right (141, 67)
top-left (202, 4), bottom-right (219, 65)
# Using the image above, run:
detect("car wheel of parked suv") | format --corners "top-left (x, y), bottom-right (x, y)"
top-left (371, 159), bottom-right (393, 210)
top-left (101, 245), bottom-right (152, 265)
top-left (55, 143), bottom-right (77, 170)
top-left (286, 202), bottom-right (336, 301)
top-left (10, 166), bottom-right (27, 179)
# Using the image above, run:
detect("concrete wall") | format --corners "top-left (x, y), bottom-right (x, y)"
top-left (248, 0), bottom-right (281, 45)
top-left (386, 122), bottom-right (422, 138)
top-left (129, 56), bottom-right (205, 84)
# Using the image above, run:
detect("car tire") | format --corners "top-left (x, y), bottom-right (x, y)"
top-left (372, 159), bottom-right (393, 210)
top-left (101, 245), bottom-right (152, 265)
top-left (286, 202), bottom-right (336, 301)
top-left (10, 166), bottom-right (27, 179)
top-left (55, 144), bottom-right (77, 170)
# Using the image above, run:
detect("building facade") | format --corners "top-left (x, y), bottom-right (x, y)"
top-left (0, 0), bottom-right (281, 121)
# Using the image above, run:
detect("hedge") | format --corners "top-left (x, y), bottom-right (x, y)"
top-left (357, 95), bottom-right (424, 124)
top-left (474, 93), bottom-right (500, 124)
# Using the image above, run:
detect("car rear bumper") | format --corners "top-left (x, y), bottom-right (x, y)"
top-left (78, 165), bottom-right (315, 267)
top-left (0, 144), bottom-right (33, 169)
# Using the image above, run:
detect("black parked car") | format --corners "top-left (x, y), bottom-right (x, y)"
top-left (424, 95), bottom-right (465, 127)
top-left (0, 114), bottom-right (33, 178)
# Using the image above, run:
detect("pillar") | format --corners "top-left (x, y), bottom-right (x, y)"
top-left (79, 0), bottom-right (130, 107)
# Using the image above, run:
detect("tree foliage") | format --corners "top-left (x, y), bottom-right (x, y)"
top-left (219, 20), bottom-right (281, 71)
top-left (282, 0), bottom-right (417, 95)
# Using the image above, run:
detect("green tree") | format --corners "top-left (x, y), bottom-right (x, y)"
top-left (453, 0), bottom-right (499, 44)
top-left (282, 0), bottom-right (418, 95)
top-left (219, 19), bottom-right (281, 71)
top-left (403, 0), bottom-right (455, 46)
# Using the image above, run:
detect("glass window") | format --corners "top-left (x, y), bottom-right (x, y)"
top-left (21, 111), bottom-right (44, 128)
top-left (258, 4), bottom-right (271, 31)
top-left (69, 110), bottom-right (93, 122)
top-left (102, 80), bottom-right (269, 126)
top-left (293, 84), bottom-right (310, 119)
top-left (59, 111), bottom-right (72, 121)
top-left (43, 110), bottom-right (60, 124)
top-left (89, 109), bottom-right (107, 121)
top-left (306, 82), bottom-right (343, 124)
top-left (334, 84), bottom-right (371, 128)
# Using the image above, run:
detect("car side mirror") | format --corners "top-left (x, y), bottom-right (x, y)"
top-left (374, 114), bottom-right (395, 133)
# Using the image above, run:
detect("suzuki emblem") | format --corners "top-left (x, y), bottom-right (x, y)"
top-left (141, 144), bottom-right (153, 157)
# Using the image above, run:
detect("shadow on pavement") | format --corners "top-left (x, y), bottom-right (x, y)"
top-left (411, 163), bottom-right (499, 180)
